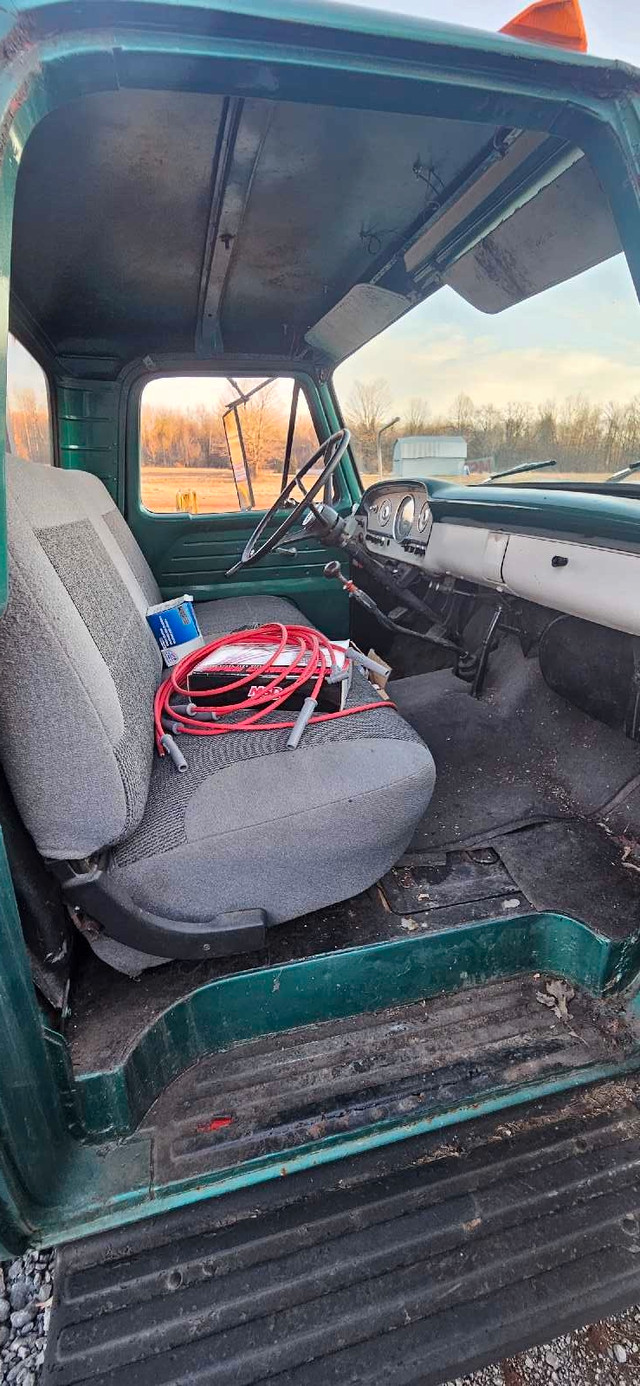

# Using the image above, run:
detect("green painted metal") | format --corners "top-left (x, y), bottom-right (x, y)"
top-left (57, 382), bottom-right (122, 504)
top-left (0, 834), bottom-right (75, 1253)
top-left (71, 909), bottom-right (638, 1143)
top-left (35, 1051), bottom-right (640, 1252)
top-left (427, 478), bottom-right (640, 544)
top-left (23, 906), bottom-right (640, 1249)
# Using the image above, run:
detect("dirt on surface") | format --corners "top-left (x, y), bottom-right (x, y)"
top-left (446, 1309), bottom-right (640, 1385)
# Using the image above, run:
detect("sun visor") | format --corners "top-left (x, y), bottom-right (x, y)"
top-left (305, 284), bottom-right (410, 362)
top-left (444, 157), bottom-right (621, 313)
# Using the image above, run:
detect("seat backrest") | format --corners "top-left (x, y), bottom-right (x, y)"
top-left (0, 456), bottom-right (163, 860)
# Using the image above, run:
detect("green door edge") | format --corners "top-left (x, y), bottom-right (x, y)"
top-left (16, 905), bottom-right (637, 1254)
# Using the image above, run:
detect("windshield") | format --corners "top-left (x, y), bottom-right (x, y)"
top-left (334, 236), bottom-right (640, 492)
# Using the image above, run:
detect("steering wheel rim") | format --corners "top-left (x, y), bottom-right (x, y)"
top-left (226, 428), bottom-right (350, 576)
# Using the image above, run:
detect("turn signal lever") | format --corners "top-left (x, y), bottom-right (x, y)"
top-left (323, 560), bottom-right (461, 652)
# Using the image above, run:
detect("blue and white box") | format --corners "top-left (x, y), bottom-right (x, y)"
top-left (146, 595), bottom-right (204, 667)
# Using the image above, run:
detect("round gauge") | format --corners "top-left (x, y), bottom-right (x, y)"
top-left (394, 494), bottom-right (416, 542)
top-left (417, 500), bottom-right (431, 534)
top-left (378, 500), bottom-right (392, 527)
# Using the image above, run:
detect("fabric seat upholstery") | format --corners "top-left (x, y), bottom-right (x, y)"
top-left (0, 456), bottom-right (436, 962)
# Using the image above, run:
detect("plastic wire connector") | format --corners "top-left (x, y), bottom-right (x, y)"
top-left (161, 716), bottom-right (185, 735)
top-left (327, 664), bottom-right (351, 684)
top-left (344, 648), bottom-right (389, 678)
top-left (285, 697), bottom-right (318, 749)
top-left (160, 733), bottom-right (188, 773)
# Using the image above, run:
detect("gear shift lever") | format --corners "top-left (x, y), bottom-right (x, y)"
top-left (323, 560), bottom-right (380, 615)
top-left (323, 560), bottom-right (460, 653)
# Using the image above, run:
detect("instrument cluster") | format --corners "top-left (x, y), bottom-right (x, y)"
top-left (359, 479), bottom-right (433, 562)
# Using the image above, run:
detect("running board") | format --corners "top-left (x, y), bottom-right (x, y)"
top-left (44, 1078), bottom-right (640, 1385)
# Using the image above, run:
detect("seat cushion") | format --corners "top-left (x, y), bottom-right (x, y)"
top-left (195, 593), bottom-right (312, 641)
top-left (0, 456), bottom-right (436, 959)
top-left (104, 663), bottom-right (435, 933)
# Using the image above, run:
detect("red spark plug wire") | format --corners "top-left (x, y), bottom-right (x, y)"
top-left (154, 622), bottom-right (393, 757)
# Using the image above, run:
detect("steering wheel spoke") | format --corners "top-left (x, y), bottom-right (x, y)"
top-left (225, 429), bottom-right (350, 575)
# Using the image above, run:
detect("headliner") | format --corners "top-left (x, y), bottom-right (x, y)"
top-left (9, 1), bottom-right (630, 374)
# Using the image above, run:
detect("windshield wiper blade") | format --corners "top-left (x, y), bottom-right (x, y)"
top-left (605, 460), bottom-right (640, 483)
top-left (480, 459), bottom-right (556, 484)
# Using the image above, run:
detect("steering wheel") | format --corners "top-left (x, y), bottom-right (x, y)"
top-left (225, 429), bottom-right (350, 576)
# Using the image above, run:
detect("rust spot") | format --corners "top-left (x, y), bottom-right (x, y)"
top-left (462, 1217), bottom-right (482, 1233)
top-left (1, 16), bottom-right (34, 67)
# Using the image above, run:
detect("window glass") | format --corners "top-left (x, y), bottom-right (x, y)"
top-left (334, 253), bottom-right (640, 489)
top-left (6, 334), bottom-right (53, 465)
top-left (140, 375), bottom-right (320, 514)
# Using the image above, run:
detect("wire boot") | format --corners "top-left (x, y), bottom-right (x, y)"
top-left (160, 733), bottom-right (188, 773)
top-left (286, 697), bottom-right (318, 749)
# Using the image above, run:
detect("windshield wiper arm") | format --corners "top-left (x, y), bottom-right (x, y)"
top-left (605, 460), bottom-right (640, 483)
top-left (480, 459), bottom-right (556, 484)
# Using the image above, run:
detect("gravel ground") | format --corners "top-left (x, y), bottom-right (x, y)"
top-left (446, 1312), bottom-right (640, 1386)
top-left (2, 1249), bottom-right (640, 1384)
top-left (0, 1252), bottom-right (54, 1384)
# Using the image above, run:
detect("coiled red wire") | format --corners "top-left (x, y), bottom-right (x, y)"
top-left (154, 622), bottom-right (392, 754)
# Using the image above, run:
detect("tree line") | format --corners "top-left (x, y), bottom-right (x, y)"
top-left (140, 385), bottom-right (316, 472)
top-left (345, 378), bottom-right (640, 474)
top-left (7, 389), bottom-right (52, 466)
top-left (9, 380), bottom-right (640, 479)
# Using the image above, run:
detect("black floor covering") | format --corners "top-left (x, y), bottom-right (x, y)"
top-left (496, 819), bottom-right (640, 941)
top-left (392, 639), bottom-right (640, 852)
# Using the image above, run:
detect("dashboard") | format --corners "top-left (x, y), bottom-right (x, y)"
top-left (356, 479), bottom-right (640, 639)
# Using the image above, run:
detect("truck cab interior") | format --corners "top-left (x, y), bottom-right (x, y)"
top-left (2, 3), bottom-right (640, 1380)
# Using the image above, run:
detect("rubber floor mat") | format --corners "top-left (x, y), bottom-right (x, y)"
top-left (43, 1077), bottom-right (640, 1385)
top-left (392, 640), bottom-right (640, 851)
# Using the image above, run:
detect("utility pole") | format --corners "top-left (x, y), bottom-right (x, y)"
top-left (376, 416), bottom-right (400, 481)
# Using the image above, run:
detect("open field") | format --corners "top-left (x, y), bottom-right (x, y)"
top-left (140, 464), bottom-right (639, 515)
top-left (140, 465), bottom-right (287, 514)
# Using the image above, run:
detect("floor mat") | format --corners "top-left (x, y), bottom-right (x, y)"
top-left (495, 819), bottom-right (640, 940)
top-left (392, 637), bottom-right (640, 852)
top-left (43, 1079), bottom-right (640, 1386)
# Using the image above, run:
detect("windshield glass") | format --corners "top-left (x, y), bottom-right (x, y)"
top-left (334, 250), bottom-right (640, 491)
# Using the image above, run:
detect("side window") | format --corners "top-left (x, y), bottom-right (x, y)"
top-left (6, 334), bottom-right (53, 465)
top-left (139, 375), bottom-right (320, 515)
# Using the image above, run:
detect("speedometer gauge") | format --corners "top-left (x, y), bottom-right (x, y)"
top-left (417, 501), bottom-right (431, 534)
top-left (394, 495), bottom-right (416, 541)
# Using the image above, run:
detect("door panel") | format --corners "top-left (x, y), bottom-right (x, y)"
top-left (128, 507), bottom-right (350, 636)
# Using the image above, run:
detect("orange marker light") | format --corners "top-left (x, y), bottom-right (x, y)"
top-left (500, 0), bottom-right (587, 52)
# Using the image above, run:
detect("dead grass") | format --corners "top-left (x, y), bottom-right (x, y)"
top-left (141, 465), bottom-right (634, 515)
top-left (140, 466), bottom-right (286, 514)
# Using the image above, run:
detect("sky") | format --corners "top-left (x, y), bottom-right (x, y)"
top-left (332, 0), bottom-right (640, 418)
top-left (326, 0), bottom-right (640, 66)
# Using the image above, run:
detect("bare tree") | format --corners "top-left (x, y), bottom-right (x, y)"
top-left (345, 378), bottom-right (393, 470)
top-left (402, 396), bottom-right (431, 435)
